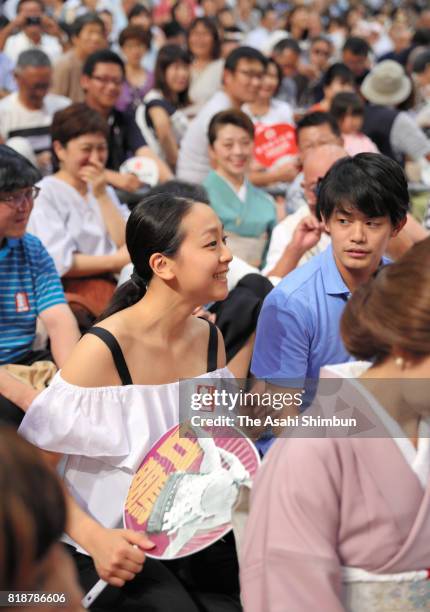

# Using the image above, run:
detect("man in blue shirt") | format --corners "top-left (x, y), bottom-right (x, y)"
top-left (252, 153), bottom-right (409, 422)
top-left (0, 145), bottom-right (80, 426)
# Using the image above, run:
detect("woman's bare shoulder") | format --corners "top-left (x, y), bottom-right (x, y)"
top-left (60, 326), bottom-right (122, 387)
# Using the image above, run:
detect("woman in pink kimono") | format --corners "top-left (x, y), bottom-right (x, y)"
top-left (240, 236), bottom-right (430, 611)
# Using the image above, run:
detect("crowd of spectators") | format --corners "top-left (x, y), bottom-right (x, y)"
top-left (1, 0), bottom-right (430, 609)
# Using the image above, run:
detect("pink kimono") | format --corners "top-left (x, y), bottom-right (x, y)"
top-left (240, 364), bottom-right (430, 611)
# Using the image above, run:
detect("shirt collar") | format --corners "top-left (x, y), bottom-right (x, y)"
top-left (320, 245), bottom-right (351, 297)
top-left (215, 172), bottom-right (247, 200)
top-left (0, 237), bottom-right (19, 261)
top-left (321, 245), bottom-right (390, 297)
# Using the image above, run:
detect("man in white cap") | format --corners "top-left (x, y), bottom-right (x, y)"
top-left (361, 59), bottom-right (430, 164)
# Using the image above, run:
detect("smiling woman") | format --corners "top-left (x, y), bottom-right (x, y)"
top-left (135, 44), bottom-right (191, 170)
top-left (18, 192), bottom-right (243, 612)
top-left (204, 109), bottom-right (276, 268)
top-left (26, 103), bottom-right (131, 321)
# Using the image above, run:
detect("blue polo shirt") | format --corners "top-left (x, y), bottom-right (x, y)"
top-left (0, 234), bottom-right (66, 365)
top-left (252, 245), bottom-right (356, 390)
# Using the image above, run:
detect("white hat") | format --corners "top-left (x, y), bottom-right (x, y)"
top-left (360, 60), bottom-right (412, 106)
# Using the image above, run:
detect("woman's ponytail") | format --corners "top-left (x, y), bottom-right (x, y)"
top-left (97, 275), bottom-right (147, 322)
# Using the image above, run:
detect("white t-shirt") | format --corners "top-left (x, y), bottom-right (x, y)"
top-left (262, 203), bottom-right (331, 279)
top-left (243, 98), bottom-right (294, 126)
top-left (27, 176), bottom-right (129, 276)
top-left (177, 90), bottom-right (233, 184)
top-left (0, 92), bottom-right (70, 153)
top-left (3, 31), bottom-right (63, 64)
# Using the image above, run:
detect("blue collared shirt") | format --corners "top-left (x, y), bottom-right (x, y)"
top-left (0, 234), bottom-right (66, 365)
top-left (252, 245), bottom-right (357, 390)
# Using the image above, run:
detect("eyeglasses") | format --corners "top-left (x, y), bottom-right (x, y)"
top-left (235, 69), bottom-right (264, 81)
top-left (90, 75), bottom-right (124, 86)
top-left (0, 187), bottom-right (40, 209)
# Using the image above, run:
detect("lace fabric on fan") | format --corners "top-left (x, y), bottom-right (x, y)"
top-left (146, 435), bottom-right (251, 558)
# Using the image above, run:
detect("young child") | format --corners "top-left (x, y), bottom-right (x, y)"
top-left (330, 91), bottom-right (379, 156)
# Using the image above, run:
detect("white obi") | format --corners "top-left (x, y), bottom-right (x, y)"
top-left (342, 567), bottom-right (430, 611)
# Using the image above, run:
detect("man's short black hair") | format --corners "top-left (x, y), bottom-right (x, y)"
top-left (71, 12), bottom-right (105, 38)
top-left (0, 145), bottom-right (41, 193)
top-left (296, 111), bottom-right (341, 138)
top-left (272, 37), bottom-right (300, 56)
top-left (413, 50), bottom-right (430, 74)
top-left (82, 49), bottom-right (125, 77)
top-left (412, 29), bottom-right (430, 46)
top-left (322, 62), bottom-right (355, 88)
top-left (127, 3), bottom-right (150, 20)
top-left (162, 20), bottom-right (185, 38)
top-left (342, 36), bottom-right (370, 57)
top-left (224, 45), bottom-right (266, 72)
top-left (316, 153), bottom-right (409, 226)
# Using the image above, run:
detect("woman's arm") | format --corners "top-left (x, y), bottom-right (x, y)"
top-left (63, 246), bottom-right (130, 278)
top-left (39, 304), bottom-right (80, 368)
top-left (249, 160), bottom-right (300, 187)
top-left (95, 192), bottom-right (127, 249)
top-left (216, 327), bottom-right (227, 369)
top-left (66, 490), bottom-right (154, 586)
top-left (78, 162), bottom-right (127, 248)
top-left (147, 106), bottom-right (179, 169)
top-left (241, 440), bottom-right (343, 611)
top-left (41, 449), bottom-right (153, 587)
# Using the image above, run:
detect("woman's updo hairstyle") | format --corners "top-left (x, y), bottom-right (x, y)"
top-left (100, 192), bottom-right (199, 319)
top-left (341, 236), bottom-right (430, 364)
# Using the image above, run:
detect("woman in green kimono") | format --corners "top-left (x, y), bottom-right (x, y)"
top-left (204, 109), bottom-right (276, 268)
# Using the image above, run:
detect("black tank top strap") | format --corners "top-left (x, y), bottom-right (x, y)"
top-left (206, 321), bottom-right (218, 373)
top-left (86, 327), bottom-right (133, 386)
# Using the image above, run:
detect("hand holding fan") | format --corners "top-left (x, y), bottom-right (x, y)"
top-left (82, 423), bottom-right (259, 607)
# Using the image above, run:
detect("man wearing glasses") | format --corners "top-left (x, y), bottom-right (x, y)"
top-left (0, 145), bottom-right (80, 427)
top-left (81, 49), bottom-right (172, 195)
top-left (177, 46), bottom-right (266, 184)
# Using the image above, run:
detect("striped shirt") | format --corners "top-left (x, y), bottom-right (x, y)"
top-left (0, 233), bottom-right (66, 365)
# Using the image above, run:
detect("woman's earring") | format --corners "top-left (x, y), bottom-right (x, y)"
top-left (395, 357), bottom-right (404, 369)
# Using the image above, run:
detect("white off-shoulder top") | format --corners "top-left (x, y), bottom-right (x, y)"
top-left (19, 366), bottom-right (233, 553)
